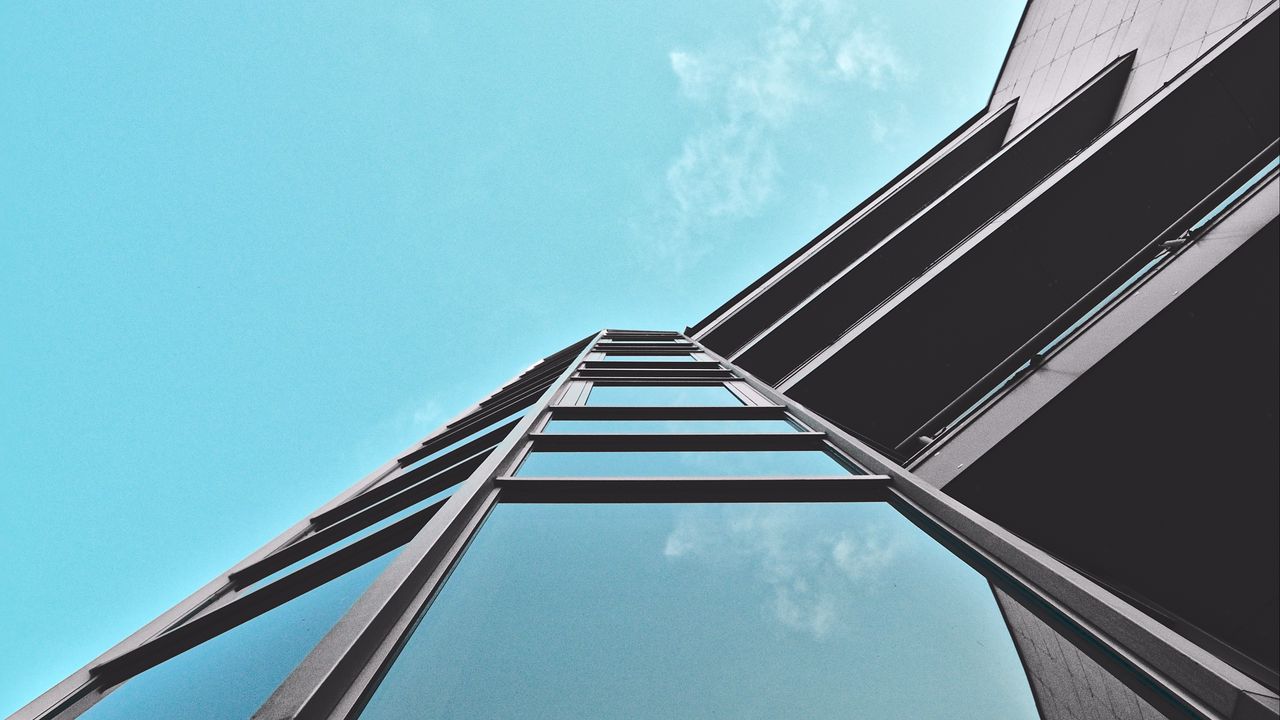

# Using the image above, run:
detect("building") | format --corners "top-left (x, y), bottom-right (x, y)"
top-left (13, 1), bottom-right (1277, 718)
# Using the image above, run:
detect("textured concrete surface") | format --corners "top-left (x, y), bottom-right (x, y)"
top-left (991, 0), bottom-right (1266, 135)
top-left (995, 587), bottom-right (1173, 720)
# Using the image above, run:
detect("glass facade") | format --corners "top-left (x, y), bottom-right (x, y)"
top-left (79, 550), bottom-right (395, 720)
top-left (36, 330), bottom-right (1211, 720)
top-left (516, 450), bottom-right (857, 477)
top-left (357, 502), bottom-right (1041, 719)
top-left (585, 384), bottom-right (742, 406)
top-left (24, 7), bottom-right (1278, 714)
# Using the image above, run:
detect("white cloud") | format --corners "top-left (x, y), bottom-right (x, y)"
top-left (666, 121), bottom-right (779, 221)
top-left (663, 504), bottom-right (906, 640)
top-left (866, 102), bottom-right (911, 147)
top-left (869, 112), bottom-right (890, 144)
top-left (832, 29), bottom-right (904, 88)
top-left (410, 399), bottom-right (444, 432)
top-left (669, 50), bottom-right (717, 101)
top-left (637, 0), bottom-right (910, 270)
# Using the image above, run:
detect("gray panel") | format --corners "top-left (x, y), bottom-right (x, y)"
top-left (1209, 0), bottom-right (1253, 30)
top-left (1100, 0), bottom-right (1133, 31)
top-left (1078, 0), bottom-right (1113, 44)
top-left (1042, 13), bottom-right (1073, 66)
top-left (1142, 1), bottom-right (1193, 57)
top-left (1172, 0), bottom-right (1218, 47)
top-left (1159, 39), bottom-right (1202, 82)
top-left (1198, 21), bottom-right (1235, 51)
top-left (994, 588), bottom-right (1173, 720)
top-left (1059, 3), bottom-right (1093, 56)
top-left (993, 0), bottom-right (1258, 137)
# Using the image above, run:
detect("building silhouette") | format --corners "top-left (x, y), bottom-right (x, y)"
top-left (14, 0), bottom-right (1277, 718)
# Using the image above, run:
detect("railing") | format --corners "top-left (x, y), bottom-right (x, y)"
top-left (897, 141), bottom-right (1280, 459)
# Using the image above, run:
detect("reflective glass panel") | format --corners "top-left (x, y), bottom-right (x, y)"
top-left (598, 354), bottom-right (694, 362)
top-left (543, 419), bottom-right (798, 434)
top-left (80, 550), bottom-right (395, 720)
top-left (515, 450), bottom-right (857, 476)
top-left (586, 385), bottom-right (741, 407)
top-left (357, 502), bottom-right (1041, 719)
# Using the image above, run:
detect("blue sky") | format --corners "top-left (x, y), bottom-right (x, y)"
top-left (0, 0), bottom-right (1022, 713)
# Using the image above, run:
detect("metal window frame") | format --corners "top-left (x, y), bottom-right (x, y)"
top-left (21, 329), bottom-right (1278, 720)
top-left (236, 331), bottom-right (1277, 720)
top-left (14, 339), bottom-right (591, 720)
top-left (569, 378), bottom-right (762, 405)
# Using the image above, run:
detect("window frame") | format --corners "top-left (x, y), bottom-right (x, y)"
top-left (35, 329), bottom-right (1267, 720)
top-left (245, 331), bottom-right (1243, 720)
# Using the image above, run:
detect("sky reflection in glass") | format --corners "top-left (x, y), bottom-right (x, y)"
top-left (357, 502), bottom-right (1039, 720)
top-left (80, 550), bottom-right (395, 720)
top-left (586, 385), bottom-right (741, 406)
top-left (543, 419), bottom-right (798, 434)
top-left (516, 450), bottom-right (857, 477)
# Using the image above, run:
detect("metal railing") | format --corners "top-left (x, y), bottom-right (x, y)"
top-left (897, 141), bottom-right (1280, 459)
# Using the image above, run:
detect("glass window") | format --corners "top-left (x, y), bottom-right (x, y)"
top-left (356, 502), bottom-right (1042, 720)
top-left (515, 450), bottom-right (857, 477)
top-left (80, 549), bottom-right (395, 720)
top-left (585, 385), bottom-right (741, 407)
top-left (543, 419), bottom-right (798, 434)
top-left (598, 354), bottom-right (694, 362)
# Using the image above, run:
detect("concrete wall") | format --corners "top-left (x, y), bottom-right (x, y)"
top-left (994, 588), bottom-right (1174, 720)
top-left (991, 0), bottom-right (1268, 136)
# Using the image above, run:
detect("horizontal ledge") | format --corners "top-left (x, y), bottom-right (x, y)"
top-left (581, 366), bottom-right (732, 371)
top-left (400, 419), bottom-right (514, 467)
top-left (582, 361), bottom-right (723, 369)
top-left (497, 474), bottom-right (887, 482)
top-left (91, 515), bottom-right (420, 687)
top-left (593, 352), bottom-right (701, 357)
top-left (310, 452), bottom-right (483, 528)
top-left (549, 405), bottom-right (787, 419)
top-left (599, 338), bottom-right (684, 344)
top-left (440, 390), bottom-right (539, 432)
top-left (595, 345), bottom-right (698, 352)
top-left (230, 496), bottom-right (450, 589)
top-left (528, 432), bottom-right (824, 451)
top-left (494, 475), bottom-right (892, 503)
top-left (578, 368), bottom-right (729, 376)
top-left (573, 374), bottom-right (735, 382)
